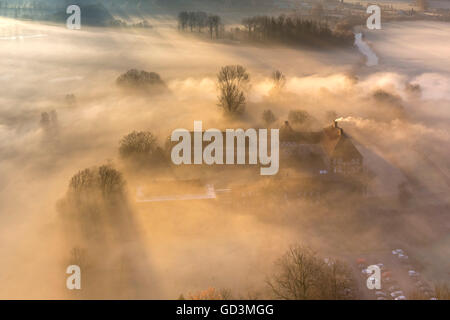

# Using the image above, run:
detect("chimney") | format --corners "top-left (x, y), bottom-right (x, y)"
top-left (334, 121), bottom-right (343, 136)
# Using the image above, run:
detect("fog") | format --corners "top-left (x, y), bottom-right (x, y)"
top-left (0, 17), bottom-right (449, 299)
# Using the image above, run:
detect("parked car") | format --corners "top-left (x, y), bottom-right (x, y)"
top-left (375, 291), bottom-right (387, 297)
top-left (408, 270), bottom-right (420, 277)
top-left (377, 297), bottom-right (388, 300)
top-left (362, 268), bottom-right (372, 275)
top-left (392, 249), bottom-right (404, 255)
top-left (391, 291), bottom-right (404, 298)
top-left (398, 253), bottom-right (409, 260)
top-left (394, 296), bottom-right (407, 300)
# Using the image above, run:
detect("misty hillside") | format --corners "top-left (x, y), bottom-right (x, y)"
top-left (0, 0), bottom-right (299, 26)
top-left (0, 0), bottom-right (277, 14)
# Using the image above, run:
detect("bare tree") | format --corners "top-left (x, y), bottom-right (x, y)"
top-left (207, 15), bottom-right (221, 39)
top-left (213, 15), bottom-right (221, 38)
top-left (69, 165), bottom-right (125, 199)
top-left (97, 165), bottom-right (126, 198)
top-left (195, 11), bottom-right (208, 32)
top-left (267, 246), bottom-right (323, 299)
top-left (119, 131), bottom-right (166, 166)
top-left (58, 164), bottom-right (154, 299)
top-left (217, 65), bottom-right (250, 115)
top-left (321, 259), bottom-right (356, 299)
top-left (288, 110), bottom-right (311, 126)
top-left (178, 11), bottom-right (189, 30)
top-left (272, 70), bottom-right (286, 89)
top-left (188, 12), bottom-right (196, 31)
top-left (40, 110), bottom-right (58, 133)
top-left (207, 15), bottom-right (216, 39)
top-left (119, 131), bottom-right (158, 158)
top-left (267, 245), bottom-right (356, 300)
top-left (179, 11), bottom-right (220, 36)
top-left (270, 70), bottom-right (286, 96)
top-left (242, 17), bottom-right (253, 37)
top-left (69, 168), bottom-right (97, 193)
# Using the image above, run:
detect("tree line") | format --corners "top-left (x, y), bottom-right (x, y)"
top-left (179, 245), bottom-right (357, 300)
top-left (178, 11), bottom-right (221, 39)
top-left (241, 14), bottom-right (354, 47)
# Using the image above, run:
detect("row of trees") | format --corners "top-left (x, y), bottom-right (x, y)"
top-left (241, 15), bottom-right (354, 47)
top-left (115, 66), bottom-right (310, 165)
top-left (178, 11), bottom-right (221, 39)
top-left (40, 110), bottom-right (58, 132)
top-left (180, 244), bottom-right (450, 300)
top-left (217, 66), bottom-right (281, 115)
top-left (216, 65), bottom-right (313, 129)
top-left (179, 245), bottom-right (357, 300)
top-left (116, 69), bottom-right (168, 94)
top-left (114, 66), bottom-right (310, 167)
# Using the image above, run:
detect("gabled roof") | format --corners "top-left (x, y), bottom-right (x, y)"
top-left (321, 124), bottom-right (362, 160)
top-left (280, 121), bottom-right (363, 161)
top-left (329, 134), bottom-right (363, 160)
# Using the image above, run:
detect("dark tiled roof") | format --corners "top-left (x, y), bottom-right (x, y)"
top-left (280, 131), bottom-right (322, 143)
top-left (281, 122), bottom-right (363, 161)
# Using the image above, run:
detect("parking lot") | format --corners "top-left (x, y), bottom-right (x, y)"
top-left (354, 248), bottom-right (438, 300)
